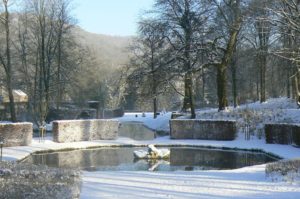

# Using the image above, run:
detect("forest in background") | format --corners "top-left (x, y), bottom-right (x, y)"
top-left (1, 0), bottom-right (300, 123)
top-left (128, 0), bottom-right (300, 118)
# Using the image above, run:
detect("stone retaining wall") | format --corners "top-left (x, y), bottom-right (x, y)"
top-left (265, 123), bottom-right (300, 146)
top-left (53, 119), bottom-right (119, 143)
top-left (0, 122), bottom-right (32, 147)
top-left (170, 119), bottom-right (236, 140)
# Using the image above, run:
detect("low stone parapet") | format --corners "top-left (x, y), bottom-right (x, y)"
top-left (265, 123), bottom-right (300, 146)
top-left (0, 122), bottom-right (32, 147)
top-left (170, 119), bottom-right (236, 140)
top-left (53, 119), bottom-right (119, 143)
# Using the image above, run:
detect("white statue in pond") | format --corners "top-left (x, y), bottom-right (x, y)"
top-left (134, 145), bottom-right (170, 159)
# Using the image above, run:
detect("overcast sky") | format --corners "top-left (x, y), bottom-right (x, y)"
top-left (72, 0), bottom-right (155, 36)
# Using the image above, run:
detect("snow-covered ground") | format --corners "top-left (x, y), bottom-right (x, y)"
top-left (116, 112), bottom-right (172, 132)
top-left (2, 136), bottom-right (300, 199)
top-left (81, 165), bottom-right (300, 199)
top-left (2, 98), bottom-right (300, 198)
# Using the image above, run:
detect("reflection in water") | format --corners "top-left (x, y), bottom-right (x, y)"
top-left (22, 147), bottom-right (278, 171)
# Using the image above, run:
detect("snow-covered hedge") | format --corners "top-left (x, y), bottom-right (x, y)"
top-left (0, 122), bottom-right (32, 147)
top-left (53, 119), bottom-right (119, 143)
top-left (265, 124), bottom-right (300, 146)
top-left (266, 159), bottom-right (300, 183)
top-left (0, 161), bottom-right (81, 199)
top-left (170, 119), bottom-right (236, 140)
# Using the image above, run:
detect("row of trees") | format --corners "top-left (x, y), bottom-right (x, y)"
top-left (3, 0), bottom-right (300, 122)
top-left (128, 0), bottom-right (300, 118)
top-left (0, 0), bottom-right (85, 124)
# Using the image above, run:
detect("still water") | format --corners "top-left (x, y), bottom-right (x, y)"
top-left (22, 147), bottom-right (278, 171)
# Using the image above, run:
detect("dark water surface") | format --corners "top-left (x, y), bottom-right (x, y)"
top-left (22, 147), bottom-right (278, 171)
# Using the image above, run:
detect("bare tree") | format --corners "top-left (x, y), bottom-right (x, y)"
top-left (151, 0), bottom-right (211, 118)
top-left (15, 0), bottom-right (77, 124)
top-left (54, 0), bottom-right (75, 110)
top-left (272, 0), bottom-right (300, 104)
top-left (0, 0), bottom-right (17, 122)
top-left (128, 19), bottom-right (172, 118)
top-left (251, 0), bottom-right (273, 102)
top-left (210, 0), bottom-right (243, 111)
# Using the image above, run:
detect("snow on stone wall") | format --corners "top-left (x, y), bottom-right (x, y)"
top-left (170, 119), bottom-right (236, 140)
top-left (0, 122), bottom-right (32, 147)
top-left (53, 119), bottom-right (119, 143)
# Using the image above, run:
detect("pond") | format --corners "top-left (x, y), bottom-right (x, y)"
top-left (22, 147), bottom-right (279, 172)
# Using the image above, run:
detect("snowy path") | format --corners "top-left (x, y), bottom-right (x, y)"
top-left (81, 165), bottom-right (300, 199)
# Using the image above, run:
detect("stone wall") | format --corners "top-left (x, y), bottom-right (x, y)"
top-left (0, 122), bottom-right (32, 147)
top-left (265, 123), bottom-right (300, 146)
top-left (170, 119), bottom-right (236, 140)
top-left (52, 119), bottom-right (119, 143)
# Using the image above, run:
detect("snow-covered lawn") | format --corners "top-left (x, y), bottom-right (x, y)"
top-left (2, 98), bottom-right (300, 198)
top-left (81, 165), bottom-right (300, 199)
top-left (116, 112), bottom-right (172, 132)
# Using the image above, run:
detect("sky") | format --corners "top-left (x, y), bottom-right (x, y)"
top-left (72, 0), bottom-right (155, 36)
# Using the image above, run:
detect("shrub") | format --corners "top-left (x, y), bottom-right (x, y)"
top-left (266, 159), bottom-right (300, 183)
top-left (0, 161), bottom-right (81, 199)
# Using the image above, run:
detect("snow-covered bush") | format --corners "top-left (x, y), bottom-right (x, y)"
top-left (0, 161), bottom-right (81, 199)
top-left (266, 159), bottom-right (300, 183)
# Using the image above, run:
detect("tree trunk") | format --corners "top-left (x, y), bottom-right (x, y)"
top-left (287, 70), bottom-right (290, 98)
top-left (217, 65), bottom-right (228, 111)
top-left (202, 67), bottom-right (205, 105)
top-left (231, 64), bottom-right (238, 108)
top-left (153, 97), bottom-right (157, 119)
top-left (216, 0), bottom-right (241, 111)
top-left (183, 73), bottom-right (196, 118)
top-left (152, 72), bottom-right (158, 119)
top-left (183, 73), bottom-right (190, 111)
top-left (260, 53), bottom-right (266, 102)
top-left (56, 36), bottom-right (62, 110)
top-left (231, 47), bottom-right (238, 108)
top-left (256, 59), bottom-right (260, 101)
top-left (4, 1), bottom-right (17, 122)
top-left (6, 77), bottom-right (16, 122)
top-left (294, 72), bottom-right (300, 106)
top-left (189, 82), bottom-right (196, 118)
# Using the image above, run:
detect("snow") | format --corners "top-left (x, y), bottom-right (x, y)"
top-left (2, 137), bottom-right (300, 199)
top-left (133, 145), bottom-right (170, 159)
top-left (81, 165), bottom-right (300, 199)
top-left (2, 97), bottom-right (300, 198)
top-left (116, 112), bottom-right (172, 132)
top-left (1, 137), bottom-right (300, 199)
